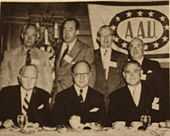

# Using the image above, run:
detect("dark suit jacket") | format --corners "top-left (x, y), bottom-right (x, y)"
top-left (94, 49), bottom-right (127, 95)
top-left (94, 49), bottom-right (127, 110)
top-left (53, 39), bottom-right (95, 94)
top-left (141, 58), bottom-right (160, 74)
top-left (141, 58), bottom-right (168, 121)
top-left (51, 86), bottom-right (105, 127)
top-left (108, 82), bottom-right (153, 124)
top-left (0, 85), bottom-right (50, 126)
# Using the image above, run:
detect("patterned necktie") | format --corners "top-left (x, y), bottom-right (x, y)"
top-left (59, 45), bottom-right (69, 66)
top-left (78, 89), bottom-right (83, 103)
top-left (25, 49), bottom-right (31, 65)
top-left (22, 93), bottom-right (29, 115)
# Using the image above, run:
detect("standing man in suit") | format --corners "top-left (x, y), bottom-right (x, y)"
top-left (94, 25), bottom-right (127, 110)
top-left (51, 60), bottom-right (105, 127)
top-left (128, 38), bottom-right (168, 121)
top-left (0, 23), bottom-right (53, 93)
top-left (0, 64), bottom-right (50, 127)
top-left (53, 18), bottom-right (95, 96)
top-left (108, 61), bottom-right (153, 124)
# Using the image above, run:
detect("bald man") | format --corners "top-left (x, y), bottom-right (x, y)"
top-left (128, 38), bottom-right (168, 121)
top-left (0, 64), bottom-right (50, 127)
top-left (51, 60), bottom-right (105, 127)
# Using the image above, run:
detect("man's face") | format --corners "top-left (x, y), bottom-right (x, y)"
top-left (123, 63), bottom-right (141, 86)
top-left (63, 20), bottom-right (78, 43)
top-left (20, 66), bottom-right (37, 91)
top-left (23, 26), bottom-right (37, 48)
top-left (73, 62), bottom-right (90, 88)
top-left (99, 27), bottom-right (113, 48)
top-left (129, 39), bottom-right (144, 61)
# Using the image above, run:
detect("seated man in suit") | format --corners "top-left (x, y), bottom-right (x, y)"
top-left (108, 61), bottom-right (154, 125)
top-left (0, 64), bottom-right (50, 127)
top-left (94, 25), bottom-right (127, 111)
top-left (128, 38), bottom-right (168, 121)
top-left (51, 60), bottom-right (105, 128)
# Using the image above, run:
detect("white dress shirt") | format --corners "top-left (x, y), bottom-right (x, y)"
top-left (128, 83), bottom-right (142, 106)
top-left (20, 87), bottom-right (33, 113)
top-left (136, 57), bottom-right (144, 65)
top-left (59, 39), bottom-right (77, 59)
top-left (100, 47), bottom-right (112, 80)
top-left (74, 85), bottom-right (88, 102)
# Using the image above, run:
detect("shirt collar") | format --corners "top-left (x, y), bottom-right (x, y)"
top-left (136, 57), bottom-right (144, 65)
top-left (63, 38), bottom-right (77, 52)
top-left (128, 82), bottom-right (142, 93)
top-left (20, 87), bottom-right (33, 101)
top-left (74, 84), bottom-right (88, 101)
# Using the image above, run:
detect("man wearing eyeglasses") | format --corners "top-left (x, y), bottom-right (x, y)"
top-left (51, 60), bottom-right (105, 128)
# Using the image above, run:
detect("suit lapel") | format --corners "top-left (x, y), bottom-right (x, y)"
top-left (62, 40), bottom-right (82, 67)
top-left (29, 88), bottom-right (37, 110)
top-left (17, 86), bottom-right (22, 114)
top-left (141, 58), bottom-right (149, 73)
top-left (96, 49), bottom-right (105, 78)
top-left (138, 83), bottom-right (146, 110)
top-left (126, 86), bottom-right (138, 108)
top-left (55, 42), bottom-right (63, 67)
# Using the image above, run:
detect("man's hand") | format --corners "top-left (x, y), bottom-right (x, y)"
top-left (69, 115), bottom-right (84, 129)
top-left (3, 119), bottom-right (14, 128)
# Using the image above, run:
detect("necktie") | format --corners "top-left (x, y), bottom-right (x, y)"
top-left (25, 49), bottom-right (31, 65)
top-left (22, 93), bottom-right (29, 115)
top-left (78, 89), bottom-right (83, 103)
top-left (59, 45), bottom-right (69, 66)
top-left (104, 49), bottom-right (107, 56)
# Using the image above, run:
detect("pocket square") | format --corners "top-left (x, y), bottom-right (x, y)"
top-left (89, 107), bottom-right (99, 112)
top-left (152, 97), bottom-right (159, 110)
top-left (147, 70), bottom-right (153, 74)
top-left (37, 104), bottom-right (44, 110)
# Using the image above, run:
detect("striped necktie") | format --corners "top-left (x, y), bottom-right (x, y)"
top-left (22, 93), bottom-right (29, 115)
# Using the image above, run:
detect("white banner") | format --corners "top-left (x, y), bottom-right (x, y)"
top-left (88, 3), bottom-right (169, 65)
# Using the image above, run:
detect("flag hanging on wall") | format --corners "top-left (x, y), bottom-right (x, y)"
top-left (88, 2), bottom-right (169, 68)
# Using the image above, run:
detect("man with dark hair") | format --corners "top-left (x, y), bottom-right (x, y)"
top-left (0, 64), bottom-right (50, 127)
top-left (61, 18), bottom-right (80, 31)
top-left (108, 61), bottom-right (153, 124)
top-left (0, 23), bottom-right (53, 93)
top-left (94, 25), bottom-right (127, 111)
top-left (51, 60), bottom-right (105, 127)
top-left (53, 18), bottom-right (95, 101)
top-left (128, 38), bottom-right (168, 121)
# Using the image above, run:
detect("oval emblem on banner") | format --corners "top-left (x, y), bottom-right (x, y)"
top-left (110, 9), bottom-right (169, 51)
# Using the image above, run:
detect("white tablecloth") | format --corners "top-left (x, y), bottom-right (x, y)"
top-left (0, 127), bottom-right (169, 136)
